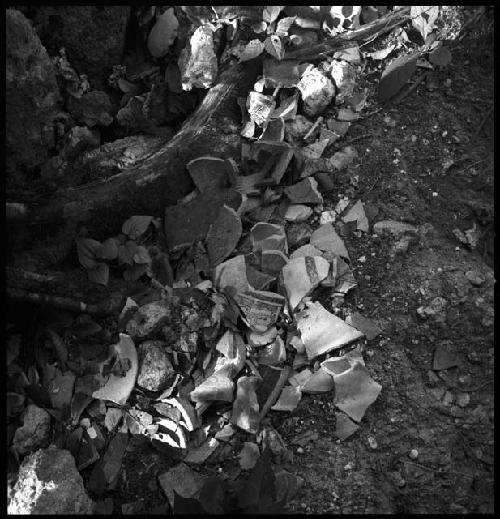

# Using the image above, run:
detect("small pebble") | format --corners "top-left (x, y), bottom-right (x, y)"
top-left (367, 436), bottom-right (378, 449)
top-left (409, 449), bottom-right (419, 460)
top-left (297, 447), bottom-right (304, 454)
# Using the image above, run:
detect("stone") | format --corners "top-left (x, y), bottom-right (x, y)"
top-left (320, 210), bottom-right (337, 225)
top-left (314, 171), bottom-right (336, 192)
top-left (284, 114), bottom-right (313, 144)
top-left (284, 204), bottom-right (313, 223)
top-left (250, 222), bottom-right (288, 254)
top-left (164, 189), bottom-right (242, 252)
top-left (137, 340), bottom-right (174, 391)
top-left (310, 223), bottom-right (350, 261)
top-left (326, 119), bottom-right (350, 136)
top-left (66, 90), bottom-right (113, 127)
top-left (126, 301), bottom-right (172, 339)
top-left (179, 25), bottom-right (218, 90)
top-left (329, 61), bottom-right (356, 104)
top-left (342, 200), bottom-right (369, 232)
top-left (287, 223), bottom-right (313, 248)
top-left (8, 446), bottom-right (94, 514)
top-left (282, 256), bottom-right (330, 309)
top-left (34, 6), bottom-right (130, 90)
top-left (284, 178), bottom-right (323, 205)
top-left (296, 301), bottom-right (364, 360)
top-left (6, 9), bottom-right (62, 182)
top-left (206, 205), bottom-right (242, 267)
top-left (13, 404), bottom-right (51, 456)
top-left (247, 91), bottom-right (276, 126)
top-left (297, 66), bottom-right (335, 117)
top-left (373, 220), bottom-right (418, 237)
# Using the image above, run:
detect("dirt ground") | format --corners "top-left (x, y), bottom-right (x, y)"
top-left (7, 9), bottom-right (494, 515)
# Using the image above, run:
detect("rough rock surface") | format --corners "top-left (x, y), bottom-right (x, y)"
top-left (6, 8), bottom-right (62, 184)
top-left (8, 446), bottom-right (94, 514)
top-left (12, 404), bottom-right (51, 455)
top-left (33, 6), bottom-right (130, 90)
top-left (297, 66), bottom-right (335, 117)
top-left (137, 340), bottom-right (174, 391)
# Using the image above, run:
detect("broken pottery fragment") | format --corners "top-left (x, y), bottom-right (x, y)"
top-left (190, 371), bottom-right (234, 403)
top-left (288, 368), bottom-right (313, 388)
top-left (310, 224), bottom-right (350, 261)
top-left (333, 361), bottom-right (382, 422)
top-left (246, 265), bottom-right (275, 291)
top-left (345, 312), bottom-right (381, 341)
top-left (334, 45), bottom-right (361, 64)
top-left (206, 205), bottom-right (242, 266)
top-left (248, 326), bottom-right (279, 347)
top-left (286, 223), bottom-right (313, 248)
top-left (342, 200), bottom-right (369, 232)
top-left (373, 220), bottom-right (418, 237)
top-left (214, 330), bottom-right (247, 377)
top-left (158, 462), bottom-right (206, 508)
top-left (296, 301), bottom-right (364, 360)
top-left (248, 91), bottom-right (276, 126)
top-left (184, 437), bottom-right (220, 464)
top-left (334, 412), bottom-right (360, 440)
top-left (186, 156), bottom-right (233, 194)
top-left (215, 423), bottom-right (236, 442)
top-left (337, 108), bottom-right (359, 121)
top-left (271, 92), bottom-right (299, 121)
top-left (329, 146), bottom-right (358, 170)
top-left (235, 290), bottom-right (285, 332)
top-left (231, 376), bottom-right (261, 433)
top-left (137, 340), bottom-right (174, 391)
top-left (282, 256), bottom-right (330, 309)
top-left (251, 222), bottom-right (288, 254)
top-left (285, 114), bottom-right (314, 144)
top-left (284, 177), bottom-right (323, 205)
top-left (290, 244), bottom-right (322, 260)
top-left (162, 397), bottom-right (200, 432)
top-left (301, 367), bottom-right (334, 394)
top-left (301, 157), bottom-right (329, 179)
top-left (297, 66), bottom-right (335, 117)
top-left (92, 334), bottom-right (138, 405)
top-left (432, 343), bottom-right (461, 371)
top-left (258, 336), bottom-right (286, 366)
top-left (239, 441), bottom-right (261, 470)
top-left (263, 58), bottom-right (302, 88)
top-left (284, 204), bottom-right (313, 223)
top-left (320, 210), bottom-right (336, 225)
top-left (214, 255), bottom-right (252, 294)
top-left (270, 147), bottom-right (294, 184)
top-left (321, 346), bottom-right (365, 376)
top-left (179, 25), bottom-right (217, 90)
top-left (326, 118), bottom-right (350, 136)
top-left (261, 250), bottom-right (288, 275)
top-left (323, 253), bottom-right (357, 294)
top-left (261, 118), bottom-right (285, 142)
top-left (271, 385), bottom-right (302, 412)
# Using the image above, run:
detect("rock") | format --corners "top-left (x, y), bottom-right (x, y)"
top-left (285, 114), bottom-right (314, 144)
top-left (297, 66), bottom-right (335, 117)
top-left (12, 404), bottom-right (51, 456)
top-left (247, 91), bottom-right (276, 126)
top-left (66, 90), bottom-right (113, 127)
top-left (137, 340), bottom-right (174, 391)
top-left (342, 200), bottom-right (369, 232)
top-left (6, 9), bottom-right (62, 183)
top-left (179, 25), bottom-right (218, 90)
top-left (248, 327), bottom-right (279, 347)
top-left (147, 8), bottom-right (179, 59)
top-left (62, 126), bottom-right (100, 161)
top-left (34, 6), bottom-right (130, 90)
top-left (334, 412), bottom-right (360, 440)
top-left (258, 336), bottom-right (286, 366)
top-left (296, 301), bottom-right (364, 360)
top-left (284, 178), bottom-right (323, 205)
top-left (285, 204), bottom-right (313, 223)
top-left (301, 139), bottom-right (330, 160)
top-left (314, 171), bottom-right (336, 191)
top-left (282, 256), bottom-right (330, 309)
top-left (301, 367), bottom-right (335, 393)
top-left (337, 108), bottom-right (359, 121)
top-left (310, 223), bottom-right (350, 261)
top-left (246, 265), bottom-right (275, 291)
top-left (206, 205), bottom-right (242, 267)
top-left (320, 210), bottom-right (337, 225)
top-left (286, 222), bottom-right (313, 248)
top-left (250, 222), bottom-right (288, 254)
top-left (329, 146), bottom-right (358, 170)
top-left (329, 61), bottom-right (356, 104)
top-left (465, 270), bottom-right (485, 286)
top-left (126, 301), bottom-right (172, 339)
top-left (8, 446), bottom-right (94, 514)
top-left (373, 220), bottom-right (418, 237)
top-left (164, 189), bottom-right (242, 252)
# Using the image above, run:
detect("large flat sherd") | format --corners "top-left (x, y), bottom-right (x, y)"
top-left (296, 301), bottom-right (364, 360)
top-left (284, 177), bottom-right (323, 205)
top-left (235, 290), bottom-right (285, 332)
top-left (206, 205), bottom-right (242, 266)
top-left (186, 156), bottom-right (234, 193)
top-left (214, 254), bottom-right (251, 294)
top-left (310, 223), bottom-right (349, 261)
